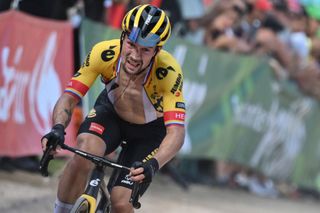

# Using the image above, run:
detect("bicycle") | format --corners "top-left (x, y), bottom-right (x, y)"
top-left (39, 141), bottom-right (142, 213)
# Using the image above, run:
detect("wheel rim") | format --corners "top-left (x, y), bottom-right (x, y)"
top-left (77, 200), bottom-right (89, 213)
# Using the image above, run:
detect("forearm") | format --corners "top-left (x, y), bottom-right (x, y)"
top-left (52, 93), bottom-right (79, 128)
top-left (154, 126), bottom-right (185, 168)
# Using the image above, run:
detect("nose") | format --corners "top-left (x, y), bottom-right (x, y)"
top-left (130, 47), bottom-right (142, 61)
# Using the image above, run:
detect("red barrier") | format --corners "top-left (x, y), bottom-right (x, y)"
top-left (0, 11), bottom-right (75, 157)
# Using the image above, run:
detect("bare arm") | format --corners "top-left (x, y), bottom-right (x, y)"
top-left (52, 93), bottom-right (79, 128)
top-left (40, 93), bottom-right (79, 151)
top-left (130, 125), bottom-right (185, 182)
top-left (154, 125), bottom-right (185, 168)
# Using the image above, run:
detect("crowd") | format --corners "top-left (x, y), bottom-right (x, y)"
top-left (1, 0), bottom-right (320, 200)
top-left (172, 0), bottom-right (320, 200)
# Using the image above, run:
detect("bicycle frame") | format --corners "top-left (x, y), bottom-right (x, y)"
top-left (39, 142), bottom-right (141, 212)
top-left (75, 166), bottom-right (107, 213)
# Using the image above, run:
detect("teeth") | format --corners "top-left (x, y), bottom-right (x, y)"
top-left (129, 60), bottom-right (138, 67)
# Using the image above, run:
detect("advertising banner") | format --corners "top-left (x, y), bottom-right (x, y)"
top-left (0, 11), bottom-right (74, 157)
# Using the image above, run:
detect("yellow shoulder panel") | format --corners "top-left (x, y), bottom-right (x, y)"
top-left (153, 50), bottom-right (186, 126)
top-left (64, 39), bottom-right (120, 99)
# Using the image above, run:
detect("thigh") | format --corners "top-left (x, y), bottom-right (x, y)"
top-left (77, 104), bottom-right (122, 155)
top-left (76, 133), bottom-right (106, 157)
top-left (110, 186), bottom-right (132, 207)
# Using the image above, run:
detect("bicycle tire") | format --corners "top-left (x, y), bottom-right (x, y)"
top-left (70, 197), bottom-right (90, 213)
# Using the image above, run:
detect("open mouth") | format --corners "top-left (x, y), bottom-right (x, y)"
top-left (126, 58), bottom-right (141, 69)
top-left (128, 59), bottom-right (140, 67)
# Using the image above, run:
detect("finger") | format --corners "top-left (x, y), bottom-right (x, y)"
top-left (130, 174), bottom-right (145, 182)
top-left (41, 139), bottom-right (48, 151)
top-left (130, 167), bottom-right (144, 176)
top-left (41, 137), bottom-right (48, 144)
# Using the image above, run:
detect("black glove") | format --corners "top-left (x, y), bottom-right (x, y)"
top-left (132, 158), bottom-right (159, 183)
top-left (41, 124), bottom-right (65, 148)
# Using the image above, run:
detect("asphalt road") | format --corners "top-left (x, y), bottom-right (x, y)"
top-left (1, 170), bottom-right (320, 213)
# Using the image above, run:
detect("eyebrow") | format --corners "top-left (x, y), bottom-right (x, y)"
top-left (142, 46), bottom-right (153, 50)
top-left (126, 39), bottom-right (154, 50)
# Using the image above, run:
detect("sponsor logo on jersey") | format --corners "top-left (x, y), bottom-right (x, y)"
top-left (121, 174), bottom-right (134, 185)
top-left (164, 111), bottom-right (185, 126)
top-left (174, 112), bottom-right (185, 120)
top-left (85, 51), bottom-right (90, 66)
top-left (143, 148), bottom-right (159, 162)
top-left (81, 51), bottom-right (91, 68)
top-left (152, 96), bottom-right (163, 112)
top-left (73, 72), bottom-right (81, 77)
top-left (101, 45), bottom-right (116, 61)
top-left (155, 66), bottom-right (175, 80)
top-left (175, 102), bottom-right (185, 109)
top-left (87, 109), bottom-right (96, 118)
top-left (89, 122), bottom-right (105, 135)
top-left (170, 73), bottom-right (182, 94)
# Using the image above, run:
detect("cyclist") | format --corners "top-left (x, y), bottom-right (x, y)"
top-left (41, 4), bottom-right (185, 213)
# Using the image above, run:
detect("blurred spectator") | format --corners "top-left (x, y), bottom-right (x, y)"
top-left (105, 0), bottom-right (164, 29)
top-left (104, 0), bottom-right (129, 28)
top-left (204, 0), bottom-right (251, 53)
top-left (237, 0), bottom-right (272, 43)
top-left (161, 0), bottom-right (182, 28)
top-left (83, 0), bottom-right (104, 22)
top-left (310, 37), bottom-right (320, 62)
top-left (287, 9), bottom-right (310, 68)
top-left (306, 14), bottom-right (320, 38)
top-left (253, 27), bottom-right (292, 72)
top-left (173, 0), bottom-right (205, 45)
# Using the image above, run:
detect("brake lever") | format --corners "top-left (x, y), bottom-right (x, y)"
top-left (129, 181), bottom-right (141, 209)
top-left (39, 144), bottom-right (55, 177)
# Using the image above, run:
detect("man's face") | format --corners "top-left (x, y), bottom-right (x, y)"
top-left (121, 36), bottom-right (157, 75)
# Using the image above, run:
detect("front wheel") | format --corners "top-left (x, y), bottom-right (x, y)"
top-left (70, 197), bottom-right (90, 213)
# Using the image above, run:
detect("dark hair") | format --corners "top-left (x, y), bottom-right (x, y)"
top-left (245, 2), bottom-right (254, 14)
top-left (232, 5), bottom-right (246, 17)
top-left (262, 14), bottom-right (284, 33)
top-left (271, 0), bottom-right (288, 12)
top-left (211, 29), bottom-right (223, 39)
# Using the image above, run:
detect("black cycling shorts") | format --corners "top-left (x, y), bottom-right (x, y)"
top-left (78, 89), bottom-right (166, 191)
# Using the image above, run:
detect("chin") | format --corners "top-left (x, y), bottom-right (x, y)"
top-left (124, 68), bottom-right (137, 75)
top-left (126, 69), bottom-right (138, 75)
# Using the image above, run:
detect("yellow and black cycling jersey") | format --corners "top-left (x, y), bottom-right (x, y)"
top-left (65, 39), bottom-right (185, 126)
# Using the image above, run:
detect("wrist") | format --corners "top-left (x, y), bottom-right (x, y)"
top-left (52, 124), bottom-right (65, 131)
top-left (149, 158), bottom-right (159, 174)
